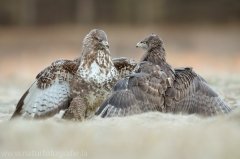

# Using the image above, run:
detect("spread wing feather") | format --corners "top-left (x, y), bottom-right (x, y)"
top-left (112, 57), bottom-right (137, 78)
top-left (96, 69), bottom-right (168, 117)
top-left (11, 59), bottom-right (79, 119)
top-left (165, 67), bottom-right (231, 116)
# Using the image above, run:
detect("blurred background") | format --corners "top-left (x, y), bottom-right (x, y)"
top-left (0, 0), bottom-right (239, 83)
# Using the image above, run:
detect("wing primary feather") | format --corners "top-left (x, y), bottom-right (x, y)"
top-left (10, 89), bottom-right (29, 119)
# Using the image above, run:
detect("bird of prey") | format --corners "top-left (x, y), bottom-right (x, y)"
top-left (10, 29), bottom-right (137, 121)
top-left (96, 33), bottom-right (231, 117)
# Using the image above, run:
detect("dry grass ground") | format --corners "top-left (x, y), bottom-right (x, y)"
top-left (0, 25), bottom-right (239, 159)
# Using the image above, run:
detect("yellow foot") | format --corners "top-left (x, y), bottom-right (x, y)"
top-left (81, 118), bottom-right (85, 122)
top-left (70, 117), bottom-right (85, 122)
top-left (71, 118), bottom-right (79, 122)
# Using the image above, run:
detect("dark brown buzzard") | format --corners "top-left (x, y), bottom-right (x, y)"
top-left (96, 33), bottom-right (231, 117)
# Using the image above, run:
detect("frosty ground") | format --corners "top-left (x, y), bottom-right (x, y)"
top-left (0, 75), bottom-right (239, 159)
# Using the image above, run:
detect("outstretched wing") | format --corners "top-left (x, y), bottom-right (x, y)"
top-left (10, 59), bottom-right (80, 119)
top-left (113, 57), bottom-right (137, 78)
top-left (96, 69), bottom-right (168, 118)
top-left (165, 67), bottom-right (231, 116)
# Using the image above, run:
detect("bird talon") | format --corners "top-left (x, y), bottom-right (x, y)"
top-left (81, 117), bottom-right (85, 122)
top-left (71, 118), bottom-right (79, 122)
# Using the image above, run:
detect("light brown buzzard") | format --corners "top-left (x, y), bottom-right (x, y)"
top-left (11, 29), bottom-right (137, 121)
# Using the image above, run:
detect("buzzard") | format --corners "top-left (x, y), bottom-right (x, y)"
top-left (96, 33), bottom-right (231, 117)
top-left (10, 29), bottom-right (137, 121)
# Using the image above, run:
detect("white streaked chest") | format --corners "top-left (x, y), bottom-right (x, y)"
top-left (79, 50), bottom-right (119, 83)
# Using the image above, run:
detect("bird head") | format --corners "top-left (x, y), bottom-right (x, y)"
top-left (136, 33), bottom-right (164, 52)
top-left (82, 29), bottom-right (110, 55)
top-left (91, 29), bottom-right (109, 49)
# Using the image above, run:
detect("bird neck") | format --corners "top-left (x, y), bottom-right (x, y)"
top-left (80, 49), bottom-right (113, 70)
top-left (141, 46), bottom-right (166, 67)
top-left (140, 47), bottom-right (175, 79)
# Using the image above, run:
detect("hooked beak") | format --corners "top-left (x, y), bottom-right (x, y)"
top-left (136, 42), bottom-right (142, 48)
top-left (102, 41), bottom-right (109, 48)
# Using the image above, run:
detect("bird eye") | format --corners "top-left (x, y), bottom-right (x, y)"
top-left (98, 39), bottom-right (102, 42)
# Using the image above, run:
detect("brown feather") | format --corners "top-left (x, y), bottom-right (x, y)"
top-left (97, 33), bottom-right (231, 118)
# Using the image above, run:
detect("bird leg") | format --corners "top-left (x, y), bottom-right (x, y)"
top-left (69, 96), bottom-right (86, 122)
